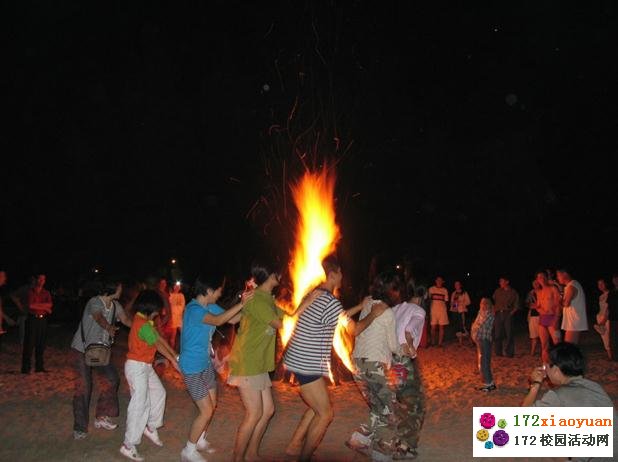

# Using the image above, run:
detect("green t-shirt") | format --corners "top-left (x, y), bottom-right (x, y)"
top-left (228, 289), bottom-right (284, 376)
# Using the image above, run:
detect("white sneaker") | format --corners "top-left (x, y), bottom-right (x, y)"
top-left (120, 444), bottom-right (145, 461)
top-left (73, 430), bottom-right (87, 440)
top-left (196, 433), bottom-right (215, 453)
top-left (180, 446), bottom-right (206, 462)
top-left (94, 416), bottom-right (118, 430)
top-left (143, 426), bottom-right (163, 447)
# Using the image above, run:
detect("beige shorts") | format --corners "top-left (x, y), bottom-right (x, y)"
top-left (430, 305), bottom-right (449, 326)
top-left (227, 373), bottom-right (272, 391)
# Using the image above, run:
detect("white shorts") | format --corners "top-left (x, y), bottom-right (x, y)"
top-left (430, 305), bottom-right (449, 326)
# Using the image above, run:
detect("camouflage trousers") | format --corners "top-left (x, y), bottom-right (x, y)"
top-left (353, 355), bottom-right (425, 454)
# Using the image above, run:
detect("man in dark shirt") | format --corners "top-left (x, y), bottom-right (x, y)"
top-left (21, 273), bottom-right (53, 373)
top-left (493, 276), bottom-right (520, 357)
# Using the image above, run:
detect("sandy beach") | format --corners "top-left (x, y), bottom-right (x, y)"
top-left (1, 323), bottom-right (616, 462)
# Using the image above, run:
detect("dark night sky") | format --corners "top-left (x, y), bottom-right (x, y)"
top-left (3, 1), bottom-right (617, 294)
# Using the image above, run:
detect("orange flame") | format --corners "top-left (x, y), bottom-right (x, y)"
top-left (279, 166), bottom-right (355, 379)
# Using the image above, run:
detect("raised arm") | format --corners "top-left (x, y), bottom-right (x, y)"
top-left (203, 291), bottom-right (252, 326)
top-left (155, 335), bottom-right (180, 371)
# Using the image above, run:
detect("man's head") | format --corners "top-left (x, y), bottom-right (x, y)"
top-left (546, 342), bottom-right (585, 385)
top-left (535, 271), bottom-right (548, 287)
top-left (158, 278), bottom-right (168, 292)
top-left (193, 276), bottom-right (225, 302)
top-left (556, 269), bottom-right (572, 285)
top-left (36, 274), bottom-right (46, 288)
top-left (250, 262), bottom-right (281, 290)
top-left (370, 272), bottom-right (401, 306)
top-left (498, 277), bottom-right (510, 289)
top-left (454, 280), bottom-right (463, 291)
top-left (435, 276), bottom-right (444, 287)
top-left (322, 254), bottom-right (342, 290)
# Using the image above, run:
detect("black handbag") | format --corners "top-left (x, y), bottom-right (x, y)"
top-left (81, 302), bottom-right (116, 367)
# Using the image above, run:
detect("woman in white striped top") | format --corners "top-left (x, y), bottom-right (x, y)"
top-left (347, 272), bottom-right (402, 459)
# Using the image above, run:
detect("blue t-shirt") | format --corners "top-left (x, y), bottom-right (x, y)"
top-left (179, 300), bottom-right (224, 374)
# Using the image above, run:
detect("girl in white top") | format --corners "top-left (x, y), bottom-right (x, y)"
top-left (348, 272), bottom-right (402, 459)
top-left (593, 278), bottom-right (611, 358)
top-left (556, 270), bottom-right (588, 344)
top-left (450, 280), bottom-right (472, 341)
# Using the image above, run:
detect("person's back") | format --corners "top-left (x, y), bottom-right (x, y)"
top-left (533, 376), bottom-right (612, 407)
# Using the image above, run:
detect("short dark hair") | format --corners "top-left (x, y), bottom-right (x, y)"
top-left (321, 254), bottom-right (341, 277)
top-left (370, 272), bottom-right (401, 306)
top-left (250, 262), bottom-right (277, 285)
top-left (133, 289), bottom-right (164, 315)
top-left (92, 280), bottom-right (120, 297)
top-left (549, 342), bottom-right (585, 377)
top-left (193, 276), bottom-right (224, 297)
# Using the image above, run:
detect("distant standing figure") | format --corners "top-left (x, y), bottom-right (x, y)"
top-left (450, 280), bottom-right (471, 338)
top-left (471, 297), bottom-right (496, 392)
top-left (492, 276), bottom-right (519, 358)
top-left (526, 281), bottom-right (541, 356)
top-left (10, 276), bottom-right (35, 345)
top-left (535, 271), bottom-right (563, 365)
top-left (556, 269), bottom-right (588, 344)
top-left (22, 274), bottom-right (53, 373)
top-left (167, 281), bottom-right (186, 350)
top-left (428, 276), bottom-right (449, 347)
top-left (593, 278), bottom-right (611, 359)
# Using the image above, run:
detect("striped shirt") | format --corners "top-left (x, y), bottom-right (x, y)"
top-left (283, 290), bottom-right (344, 376)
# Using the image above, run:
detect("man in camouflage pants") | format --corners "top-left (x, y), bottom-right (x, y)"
top-left (351, 354), bottom-right (424, 460)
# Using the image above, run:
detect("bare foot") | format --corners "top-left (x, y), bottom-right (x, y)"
top-left (244, 455), bottom-right (263, 462)
top-left (284, 442), bottom-right (302, 457)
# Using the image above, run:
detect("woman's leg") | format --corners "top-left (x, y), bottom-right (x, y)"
top-left (298, 378), bottom-right (334, 461)
top-left (286, 408), bottom-right (315, 456)
top-left (189, 395), bottom-right (216, 443)
top-left (245, 387), bottom-right (275, 461)
top-left (233, 386), bottom-right (263, 462)
top-left (538, 325), bottom-right (550, 365)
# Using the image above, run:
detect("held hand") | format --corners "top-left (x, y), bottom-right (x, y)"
top-left (370, 302), bottom-right (386, 317)
top-left (240, 290), bottom-right (254, 305)
top-left (108, 325), bottom-right (119, 337)
top-left (530, 367), bottom-right (545, 383)
top-left (305, 289), bottom-right (321, 304)
top-left (361, 295), bottom-right (373, 310)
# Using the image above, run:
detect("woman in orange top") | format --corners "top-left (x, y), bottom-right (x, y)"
top-left (120, 290), bottom-right (179, 462)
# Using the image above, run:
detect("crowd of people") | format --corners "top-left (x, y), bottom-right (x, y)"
top-left (0, 262), bottom-right (616, 461)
